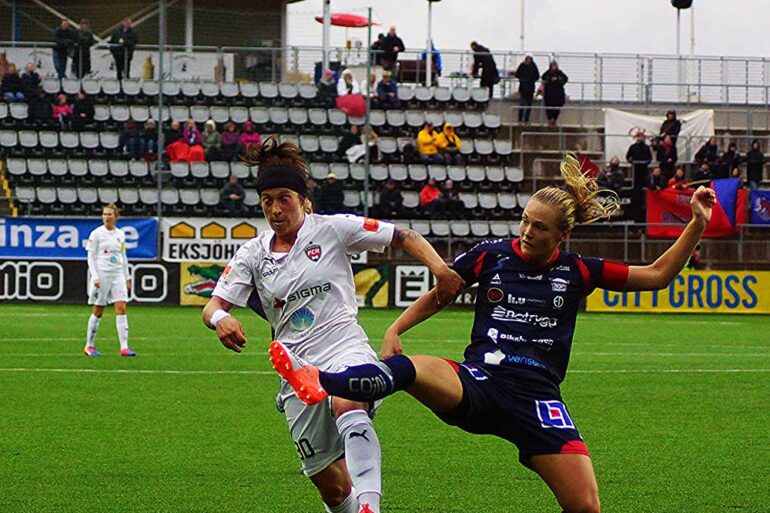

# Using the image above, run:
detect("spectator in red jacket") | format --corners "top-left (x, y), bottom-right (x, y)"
top-left (238, 121), bottom-right (262, 152)
top-left (419, 177), bottom-right (444, 217)
top-left (52, 93), bottom-right (73, 129)
top-left (667, 167), bottom-right (689, 190)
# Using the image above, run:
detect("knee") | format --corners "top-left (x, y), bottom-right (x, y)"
top-left (563, 493), bottom-right (601, 513)
top-left (317, 478), bottom-right (352, 506)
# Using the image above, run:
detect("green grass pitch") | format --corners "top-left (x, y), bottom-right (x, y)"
top-left (0, 304), bottom-right (767, 513)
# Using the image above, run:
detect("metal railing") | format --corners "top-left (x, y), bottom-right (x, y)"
top-left (3, 41), bottom-right (770, 104)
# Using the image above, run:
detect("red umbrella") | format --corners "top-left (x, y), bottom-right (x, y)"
top-left (314, 13), bottom-right (379, 28)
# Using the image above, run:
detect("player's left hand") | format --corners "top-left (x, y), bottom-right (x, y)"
top-left (434, 268), bottom-right (465, 306)
top-left (691, 186), bottom-right (716, 226)
top-left (381, 328), bottom-right (403, 359)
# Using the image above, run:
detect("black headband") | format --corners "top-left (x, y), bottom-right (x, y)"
top-left (255, 165), bottom-right (308, 197)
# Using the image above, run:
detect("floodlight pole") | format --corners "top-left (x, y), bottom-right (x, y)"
top-left (363, 7), bottom-right (372, 218)
top-left (156, 0), bottom-right (166, 223)
top-left (520, 0), bottom-right (525, 51)
top-left (425, 0), bottom-right (433, 87)
top-left (322, 0), bottom-right (331, 71)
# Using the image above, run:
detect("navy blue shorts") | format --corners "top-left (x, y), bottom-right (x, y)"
top-left (435, 361), bottom-right (589, 467)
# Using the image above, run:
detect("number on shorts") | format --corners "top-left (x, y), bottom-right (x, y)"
top-left (294, 438), bottom-right (316, 460)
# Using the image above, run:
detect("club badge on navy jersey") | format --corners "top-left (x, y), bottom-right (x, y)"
top-left (304, 242), bottom-right (322, 262)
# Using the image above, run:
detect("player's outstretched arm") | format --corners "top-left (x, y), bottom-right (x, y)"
top-left (625, 186), bottom-right (716, 291)
top-left (390, 225), bottom-right (465, 305)
top-left (382, 287), bottom-right (447, 358)
top-left (202, 296), bottom-right (248, 353)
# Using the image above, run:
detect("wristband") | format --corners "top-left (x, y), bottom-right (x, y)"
top-left (210, 309), bottom-right (231, 327)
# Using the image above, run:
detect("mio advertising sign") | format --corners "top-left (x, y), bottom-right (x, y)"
top-left (0, 217), bottom-right (157, 260)
top-left (586, 270), bottom-right (770, 314)
top-left (0, 260), bottom-right (179, 304)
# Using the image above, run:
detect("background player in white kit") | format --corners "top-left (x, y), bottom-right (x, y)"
top-left (83, 203), bottom-right (135, 357)
top-left (201, 138), bottom-right (464, 513)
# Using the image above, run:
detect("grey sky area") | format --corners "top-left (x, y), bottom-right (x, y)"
top-left (288, 0), bottom-right (770, 58)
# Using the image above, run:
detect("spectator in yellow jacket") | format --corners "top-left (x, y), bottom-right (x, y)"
top-left (435, 122), bottom-right (463, 164)
top-left (417, 122), bottom-right (443, 164)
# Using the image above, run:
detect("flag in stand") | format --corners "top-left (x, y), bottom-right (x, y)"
top-left (750, 189), bottom-right (770, 225)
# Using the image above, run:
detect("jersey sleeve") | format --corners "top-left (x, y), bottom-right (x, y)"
top-left (120, 230), bottom-right (129, 278)
top-left (212, 245), bottom-right (255, 307)
top-left (85, 229), bottom-right (99, 277)
top-left (450, 241), bottom-right (492, 287)
top-left (329, 215), bottom-right (396, 254)
top-left (575, 256), bottom-right (629, 295)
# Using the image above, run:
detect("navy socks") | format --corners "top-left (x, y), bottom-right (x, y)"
top-left (318, 354), bottom-right (417, 402)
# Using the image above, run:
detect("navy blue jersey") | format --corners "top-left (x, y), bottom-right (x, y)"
top-left (452, 238), bottom-right (629, 385)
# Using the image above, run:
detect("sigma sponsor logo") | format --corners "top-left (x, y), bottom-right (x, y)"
top-left (0, 261), bottom-right (64, 300)
top-left (491, 306), bottom-right (557, 327)
top-left (508, 294), bottom-right (547, 307)
top-left (277, 282), bottom-right (332, 308)
top-left (550, 277), bottom-right (569, 292)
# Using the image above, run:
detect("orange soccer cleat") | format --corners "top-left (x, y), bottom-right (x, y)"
top-left (269, 341), bottom-right (328, 405)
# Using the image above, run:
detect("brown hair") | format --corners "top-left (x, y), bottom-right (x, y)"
top-left (243, 136), bottom-right (313, 213)
top-left (103, 202), bottom-right (120, 218)
top-left (531, 153), bottom-right (619, 232)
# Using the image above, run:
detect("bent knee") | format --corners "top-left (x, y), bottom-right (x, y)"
top-left (316, 479), bottom-right (352, 506)
top-left (562, 494), bottom-right (601, 513)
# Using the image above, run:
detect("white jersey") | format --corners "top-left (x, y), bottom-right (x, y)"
top-left (86, 225), bottom-right (129, 277)
top-left (213, 214), bottom-right (395, 370)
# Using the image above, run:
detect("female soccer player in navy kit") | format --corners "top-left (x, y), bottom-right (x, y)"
top-left (271, 154), bottom-right (717, 513)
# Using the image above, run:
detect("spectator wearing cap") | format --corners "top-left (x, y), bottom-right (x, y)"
top-left (376, 71), bottom-right (399, 110)
top-left (238, 121), bottom-right (262, 152)
top-left (1, 64), bottom-right (24, 103)
top-left (745, 139), bottom-right (765, 189)
top-left (371, 33), bottom-right (385, 66)
top-left (470, 41), bottom-right (500, 98)
top-left (53, 19), bottom-right (77, 79)
top-left (382, 27), bottom-right (405, 72)
top-left (316, 173), bottom-right (345, 214)
top-left (376, 179), bottom-right (403, 219)
top-left (513, 53), bottom-right (539, 123)
top-left (317, 68), bottom-right (337, 107)
top-left (419, 177), bottom-right (444, 217)
top-left (660, 110), bottom-right (681, 144)
top-left (417, 122), bottom-right (443, 164)
top-left (202, 120), bottom-right (221, 161)
top-left (435, 123), bottom-right (463, 165)
top-left (220, 175), bottom-right (247, 216)
top-left (540, 60), bottom-right (568, 126)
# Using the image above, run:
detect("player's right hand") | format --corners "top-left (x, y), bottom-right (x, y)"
top-left (434, 268), bottom-right (465, 305)
top-left (381, 329), bottom-right (403, 359)
top-left (94, 279), bottom-right (101, 288)
top-left (216, 316), bottom-right (247, 353)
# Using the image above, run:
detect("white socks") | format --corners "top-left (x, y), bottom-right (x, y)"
top-left (324, 490), bottom-right (358, 513)
top-left (116, 315), bottom-right (129, 350)
top-left (86, 314), bottom-right (101, 347)
top-left (336, 410), bottom-right (382, 513)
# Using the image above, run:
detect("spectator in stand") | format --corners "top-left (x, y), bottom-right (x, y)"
top-left (28, 89), bottom-right (53, 124)
top-left (441, 180), bottom-right (465, 219)
top-left (513, 53), bottom-right (539, 123)
top-left (376, 71), bottom-right (399, 109)
top-left (220, 175), bottom-right (247, 216)
top-left (540, 60), bottom-right (568, 126)
top-left (109, 18), bottom-right (138, 80)
top-left (597, 156), bottom-right (625, 193)
top-left (645, 166), bottom-right (665, 191)
top-left (419, 177), bottom-right (444, 217)
top-left (716, 142), bottom-right (741, 180)
top-left (337, 69), bottom-right (360, 97)
top-left (202, 120), bottom-right (221, 161)
top-left (316, 68), bottom-right (337, 107)
top-left (219, 122), bottom-right (242, 161)
top-left (165, 119), bottom-right (182, 145)
top-left (142, 120), bottom-right (158, 160)
top-left (656, 134), bottom-right (677, 180)
top-left (72, 90), bottom-right (95, 130)
top-left (470, 41), bottom-right (500, 98)
top-left (692, 161), bottom-right (712, 183)
top-left (120, 121), bottom-right (144, 159)
top-left (626, 131), bottom-right (653, 221)
top-left (166, 119), bottom-right (205, 163)
top-left (419, 42), bottom-right (442, 80)
top-left (52, 93), bottom-right (73, 129)
top-left (20, 62), bottom-right (41, 98)
top-left (376, 179), bottom-right (403, 219)
top-left (238, 121), bottom-right (262, 153)
top-left (0, 53), bottom-right (8, 78)
top-left (338, 125), bottom-right (361, 158)
top-left (745, 139), bottom-right (765, 190)
top-left (316, 172), bottom-right (345, 214)
top-left (371, 33), bottom-right (385, 66)
top-left (668, 167), bottom-right (689, 190)
top-left (417, 122), bottom-right (444, 164)
top-left (72, 18), bottom-right (97, 78)
top-left (694, 136), bottom-right (719, 170)
top-left (1, 64), bottom-right (24, 102)
top-left (382, 27), bottom-right (405, 73)
top-left (183, 118), bottom-right (202, 146)
top-left (435, 122), bottom-right (463, 165)
top-left (659, 110), bottom-right (681, 144)
top-left (53, 19), bottom-right (76, 79)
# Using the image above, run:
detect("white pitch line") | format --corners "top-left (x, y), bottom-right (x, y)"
top-left (0, 367), bottom-right (767, 376)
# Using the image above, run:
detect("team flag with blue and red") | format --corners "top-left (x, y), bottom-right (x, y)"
top-left (750, 189), bottom-right (770, 225)
top-left (646, 178), bottom-right (747, 238)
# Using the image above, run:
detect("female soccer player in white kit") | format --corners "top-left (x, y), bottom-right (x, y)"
top-left (201, 138), bottom-right (464, 513)
top-left (83, 203), bottom-right (135, 357)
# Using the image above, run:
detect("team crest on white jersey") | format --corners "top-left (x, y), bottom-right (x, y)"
top-left (304, 243), bottom-right (322, 262)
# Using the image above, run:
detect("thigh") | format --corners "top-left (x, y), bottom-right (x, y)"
top-left (105, 274), bottom-right (129, 305)
top-left (529, 453), bottom-right (600, 513)
top-left (406, 355), bottom-right (464, 413)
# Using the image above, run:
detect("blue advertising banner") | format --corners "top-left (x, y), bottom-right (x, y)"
top-left (0, 217), bottom-right (158, 260)
top-left (750, 189), bottom-right (770, 225)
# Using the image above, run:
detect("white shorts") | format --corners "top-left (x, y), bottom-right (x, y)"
top-left (277, 347), bottom-right (380, 477)
top-left (88, 273), bottom-right (129, 306)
